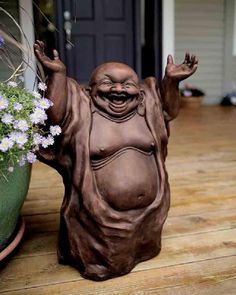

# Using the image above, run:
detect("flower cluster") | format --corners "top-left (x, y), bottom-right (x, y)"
top-left (0, 81), bottom-right (62, 177)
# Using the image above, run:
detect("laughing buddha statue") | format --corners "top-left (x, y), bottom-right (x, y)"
top-left (34, 40), bottom-right (197, 281)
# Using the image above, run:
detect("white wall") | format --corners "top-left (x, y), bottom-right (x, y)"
top-left (175, 0), bottom-right (225, 104)
top-left (223, 0), bottom-right (236, 94)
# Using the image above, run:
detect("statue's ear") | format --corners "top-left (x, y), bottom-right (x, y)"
top-left (140, 88), bottom-right (145, 100)
top-left (85, 86), bottom-right (91, 95)
top-left (137, 88), bottom-right (145, 116)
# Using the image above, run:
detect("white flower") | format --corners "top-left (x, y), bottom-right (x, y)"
top-left (26, 151), bottom-right (37, 163)
top-left (32, 90), bottom-right (41, 99)
top-left (47, 135), bottom-right (54, 145)
top-left (8, 166), bottom-right (14, 172)
top-left (41, 137), bottom-right (49, 148)
top-left (2, 113), bottom-right (14, 124)
top-left (30, 107), bottom-right (47, 124)
top-left (14, 119), bottom-right (29, 131)
top-left (41, 135), bottom-right (54, 148)
top-left (14, 132), bottom-right (28, 148)
top-left (33, 133), bottom-right (42, 145)
top-left (9, 131), bottom-right (18, 142)
top-left (7, 81), bottom-right (17, 87)
top-left (13, 102), bottom-right (23, 112)
top-left (0, 137), bottom-right (14, 152)
top-left (50, 125), bottom-right (62, 136)
top-left (0, 96), bottom-right (8, 110)
top-left (38, 82), bottom-right (47, 91)
top-left (18, 155), bottom-right (26, 166)
top-left (36, 98), bottom-right (52, 110)
top-left (33, 99), bottom-right (39, 107)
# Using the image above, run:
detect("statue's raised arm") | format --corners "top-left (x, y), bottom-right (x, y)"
top-left (34, 40), bottom-right (67, 124)
top-left (160, 52), bottom-right (198, 120)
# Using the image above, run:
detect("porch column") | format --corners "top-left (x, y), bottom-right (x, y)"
top-left (162, 0), bottom-right (175, 75)
top-left (19, 0), bottom-right (36, 91)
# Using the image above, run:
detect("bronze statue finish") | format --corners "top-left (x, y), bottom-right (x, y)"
top-left (34, 41), bottom-right (198, 281)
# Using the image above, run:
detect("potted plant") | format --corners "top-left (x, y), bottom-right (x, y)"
top-left (0, 6), bottom-right (63, 262)
top-left (0, 77), bottom-right (62, 262)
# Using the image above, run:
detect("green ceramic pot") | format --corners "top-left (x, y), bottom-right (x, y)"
top-left (0, 163), bottom-right (31, 254)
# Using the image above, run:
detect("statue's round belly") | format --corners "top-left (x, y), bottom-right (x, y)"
top-left (93, 149), bottom-right (159, 211)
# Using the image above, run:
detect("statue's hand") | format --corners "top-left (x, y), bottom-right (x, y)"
top-left (165, 53), bottom-right (198, 82)
top-left (34, 40), bottom-right (66, 74)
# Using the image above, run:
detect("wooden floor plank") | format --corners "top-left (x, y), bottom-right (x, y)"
top-left (1, 228), bottom-right (235, 293)
top-left (1, 256), bottom-right (235, 295)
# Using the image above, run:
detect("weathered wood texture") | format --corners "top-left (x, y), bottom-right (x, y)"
top-left (0, 106), bottom-right (236, 294)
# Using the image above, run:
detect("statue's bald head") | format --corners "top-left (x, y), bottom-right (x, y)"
top-left (89, 62), bottom-right (139, 86)
top-left (88, 62), bottom-right (142, 118)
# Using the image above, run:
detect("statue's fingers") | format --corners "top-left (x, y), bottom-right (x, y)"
top-left (167, 54), bottom-right (173, 64)
top-left (33, 43), bottom-right (40, 52)
top-left (34, 49), bottom-right (45, 63)
top-left (190, 63), bottom-right (198, 74)
top-left (189, 54), bottom-right (195, 67)
top-left (35, 40), bottom-right (41, 46)
top-left (53, 49), bottom-right (59, 60)
top-left (190, 55), bottom-right (198, 67)
top-left (38, 40), bottom-right (45, 51)
top-left (34, 44), bottom-right (43, 59)
top-left (36, 40), bottom-right (45, 54)
top-left (184, 52), bottom-right (190, 64)
top-left (193, 55), bottom-right (198, 65)
top-left (34, 47), bottom-right (52, 65)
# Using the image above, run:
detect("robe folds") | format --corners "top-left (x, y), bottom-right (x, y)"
top-left (38, 77), bottom-right (171, 281)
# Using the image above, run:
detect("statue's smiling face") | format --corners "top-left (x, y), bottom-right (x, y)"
top-left (89, 63), bottom-right (142, 117)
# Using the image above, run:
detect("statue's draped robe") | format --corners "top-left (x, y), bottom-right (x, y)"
top-left (38, 77), bottom-right (170, 281)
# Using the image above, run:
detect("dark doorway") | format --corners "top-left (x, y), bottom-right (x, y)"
top-left (141, 0), bottom-right (162, 81)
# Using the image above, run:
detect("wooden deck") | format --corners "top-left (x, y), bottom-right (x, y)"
top-left (0, 106), bottom-right (236, 294)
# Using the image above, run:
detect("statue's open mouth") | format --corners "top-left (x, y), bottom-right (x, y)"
top-left (103, 93), bottom-right (135, 113)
